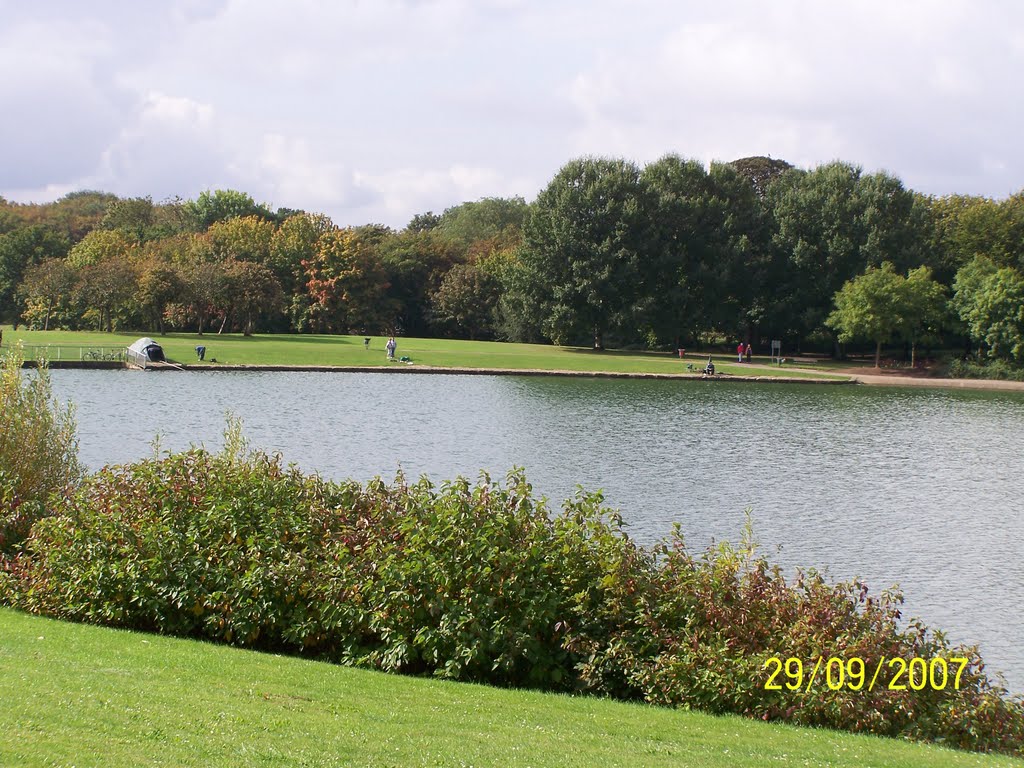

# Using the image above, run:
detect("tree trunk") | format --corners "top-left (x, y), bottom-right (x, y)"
top-left (874, 339), bottom-right (882, 369)
top-left (911, 342), bottom-right (916, 368)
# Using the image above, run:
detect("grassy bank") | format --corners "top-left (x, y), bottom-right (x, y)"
top-left (1, 327), bottom-right (848, 380)
top-left (0, 609), bottom-right (1015, 768)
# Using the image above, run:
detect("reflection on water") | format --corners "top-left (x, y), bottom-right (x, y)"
top-left (52, 369), bottom-right (1024, 691)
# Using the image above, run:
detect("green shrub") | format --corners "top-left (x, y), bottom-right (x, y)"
top-left (947, 358), bottom-right (1024, 381)
top-left (2, 437), bottom-right (1022, 756)
top-left (0, 345), bottom-right (82, 556)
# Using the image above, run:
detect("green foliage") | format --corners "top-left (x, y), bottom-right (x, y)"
top-left (946, 358), bottom-right (1024, 381)
top-left (827, 262), bottom-right (948, 367)
top-left (0, 225), bottom-right (70, 323)
top-left (304, 227), bottom-right (392, 333)
top-left (769, 163), bottom-right (926, 341)
top-left (377, 230), bottom-right (460, 336)
top-left (429, 261), bottom-right (501, 339)
top-left (727, 156), bottom-right (794, 198)
top-left (0, 346), bottom-right (82, 556)
top-left (953, 258), bottom-right (1024, 363)
top-left (2, 437), bottom-right (1022, 756)
top-left (436, 197), bottom-right (528, 249)
top-left (521, 157), bottom-right (652, 349)
top-left (185, 189), bottom-right (274, 232)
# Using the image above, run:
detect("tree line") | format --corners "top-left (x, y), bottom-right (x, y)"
top-left (1, 155), bottom-right (1023, 366)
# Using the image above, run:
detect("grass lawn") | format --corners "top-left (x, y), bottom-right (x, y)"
top-left (1, 326), bottom-right (849, 380)
top-left (1, 608), bottom-right (1015, 768)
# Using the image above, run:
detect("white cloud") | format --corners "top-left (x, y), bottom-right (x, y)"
top-left (2, 0), bottom-right (1024, 221)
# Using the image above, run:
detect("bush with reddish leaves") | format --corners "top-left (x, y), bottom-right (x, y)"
top-left (2, 440), bottom-right (1021, 756)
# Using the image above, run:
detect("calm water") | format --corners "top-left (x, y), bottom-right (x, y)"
top-left (51, 369), bottom-right (1024, 691)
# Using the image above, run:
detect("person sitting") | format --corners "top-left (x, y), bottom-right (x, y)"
top-left (703, 357), bottom-right (715, 376)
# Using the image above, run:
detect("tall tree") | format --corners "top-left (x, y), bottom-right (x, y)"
top-left (430, 262), bottom-right (501, 340)
top-left (436, 197), bottom-right (528, 250)
top-left (727, 156), bottom-right (794, 198)
top-left (0, 226), bottom-right (69, 324)
top-left (768, 162), bottom-right (924, 346)
top-left (304, 228), bottom-right (391, 333)
top-left (73, 256), bottom-right (139, 332)
top-left (272, 213), bottom-right (335, 331)
top-left (377, 230), bottom-right (460, 336)
top-left (639, 155), bottom-right (711, 346)
top-left (406, 211), bottom-right (441, 233)
top-left (221, 259), bottom-right (283, 336)
top-left (900, 266), bottom-right (948, 366)
top-left (953, 256), bottom-right (1024, 363)
top-left (18, 258), bottom-right (76, 330)
top-left (520, 157), bottom-right (651, 349)
top-left (208, 216), bottom-right (276, 265)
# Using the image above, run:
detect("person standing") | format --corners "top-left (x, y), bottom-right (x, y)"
top-left (386, 336), bottom-right (396, 360)
top-left (737, 341), bottom-right (745, 362)
top-left (745, 342), bottom-right (752, 363)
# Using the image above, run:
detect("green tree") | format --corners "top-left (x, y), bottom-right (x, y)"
top-left (136, 256), bottom-right (186, 335)
top-left (436, 197), bottom-right (528, 250)
top-left (827, 263), bottom-right (905, 368)
top-left (727, 155), bottom-right (794, 198)
top-left (0, 226), bottom-right (69, 325)
top-left (99, 196), bottom-right (157, 240)
top-left (184, 190), bottom-right (274, 232)
top-left (406, 211), bottom-right (441, 233)
top-left (65, 229), bottom-right (135, 269)
top-left (430, 261), bottom-right (501, 339)
top-left (208, 215), bottom-right (276, 264)
top-left (221, 259), bottom-right (283, 336)
top-left (769, 163), bottom-right (924, 346)
top-left (953, 257), bottom-right (1024, 363)
top-left (900, 266), bottom-right (948, 366)
top-left (377, 230), bottom-right (460, 336)
top-left (826, 262), bottom-right (946, 368)
top-left (73, 255), bottom-right (139, 333)
top-left (639, 155), bottom-right (711, 346)
top-left (521, 157), bottom-right (651, 349)
top-left (17, 258), bottom-right (76, 330)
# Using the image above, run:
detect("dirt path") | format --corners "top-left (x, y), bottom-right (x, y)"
top-left (846, 371), bottom-right (1024, 391)
top-left (767, 362), bottom-right (1024, 392)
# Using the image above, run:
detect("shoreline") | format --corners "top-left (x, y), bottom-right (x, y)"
top-left (30, 358), bottom-right (1024, 390)
top-left (139, 361), bottom-right (854, 385)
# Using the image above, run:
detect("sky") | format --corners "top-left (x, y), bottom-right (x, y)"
top-left (2, 0), bottom-right (1023, 228)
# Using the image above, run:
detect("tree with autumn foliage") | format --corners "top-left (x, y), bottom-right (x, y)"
top-left (303, 227), bottom-right (391, 333)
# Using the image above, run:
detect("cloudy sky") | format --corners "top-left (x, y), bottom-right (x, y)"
top-left (3, 0), bottom-right (1023, 227)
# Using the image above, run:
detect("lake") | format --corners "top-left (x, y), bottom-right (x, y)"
top-left (50, 369), bottom-right (1024, 691)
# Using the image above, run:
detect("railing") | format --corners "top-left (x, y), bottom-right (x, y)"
top-left (18, 345), bottom-right (127, 363)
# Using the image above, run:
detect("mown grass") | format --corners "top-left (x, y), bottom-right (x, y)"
top-left (0, 609), bottom-right (1017, 768)
top-left (2, 327), bottom-right (848, 380)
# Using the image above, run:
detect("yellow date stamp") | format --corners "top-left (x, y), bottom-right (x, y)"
top-left (763, 656), bottom-right (970, 692)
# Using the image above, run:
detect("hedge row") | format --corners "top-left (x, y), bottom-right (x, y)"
top-left (2, 444), bottom-right (1022, 756)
